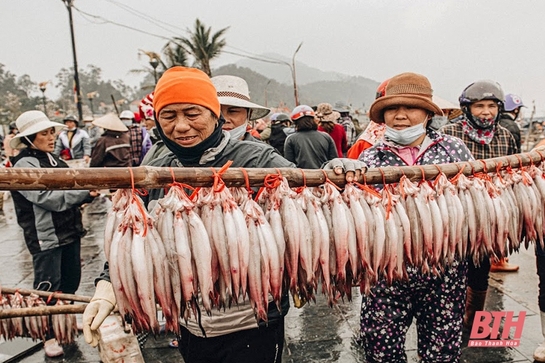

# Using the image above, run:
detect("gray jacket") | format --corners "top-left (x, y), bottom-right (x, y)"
top-left (54, 128), bottom-right (92, 160)
top-left (11, 149), bottom-right (93, 254)
top-left (84, 125), bottom-right (103, 148)
top-left (284, 130), bottom-right (338, 168)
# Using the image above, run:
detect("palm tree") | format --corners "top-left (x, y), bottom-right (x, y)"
top-left (174, 19), bottom-right (229, 77)
top-left (162, 41), bottom-right (189, 68)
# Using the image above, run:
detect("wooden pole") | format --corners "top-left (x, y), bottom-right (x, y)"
top-left (0, 150), bottom-right (543, 190)
top-left (0, 304), bottom-right (87, 318)
top-left (1, 287), bottom-right (91, 303)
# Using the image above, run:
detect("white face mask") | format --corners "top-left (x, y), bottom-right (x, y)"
top-left (228, 122), bottom-right (247, 140)
top-left (429, 115), bottom-right (448, 131)
top-left (384, 123), bottom-right (426, 146)
top-left (121, 120), bottom-right (133, 127)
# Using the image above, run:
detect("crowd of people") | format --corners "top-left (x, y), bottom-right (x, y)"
top-left (4, 66), bottom-right (545, 362)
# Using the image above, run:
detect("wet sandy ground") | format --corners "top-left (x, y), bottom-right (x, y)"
top-left (0, 203), bottom-right (542, 362)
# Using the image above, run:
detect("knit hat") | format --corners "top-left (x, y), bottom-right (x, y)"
top-left (153, 66), bottom-right (220, 118)
top-left (92, 113), bottom-right (128, 132)
top-left (211, 75), bottom-right (270, 120)
top-left (139, 92), bottom-right (154, 120)
top-left (290, 105), bottom-right (315, 121)
top-left (369, 72), bottom-right (443, 123)
top-left (10, 111), bottom-right (65, 149)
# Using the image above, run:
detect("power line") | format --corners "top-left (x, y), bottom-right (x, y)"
top-left (73, 4), bottom-right (291, 70)
top-left (72, 5), bottom-right (172, 41)
top-left (222, 50), bottom-right (288, 66)
top-left (103, 0), bottom-right (190, 36)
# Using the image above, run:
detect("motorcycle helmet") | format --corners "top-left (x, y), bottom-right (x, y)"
top-left (504, 93), bottom-right (525, 112)
top-left (459, 80), bottom-right (505, 107)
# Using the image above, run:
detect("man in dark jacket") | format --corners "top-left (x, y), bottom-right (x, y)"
top-left (89, 113), bottom-right (130, 168)
top-left (268, 113), bottom-right (292, 156)
top-left (498, 93), bottom-right (524, 152)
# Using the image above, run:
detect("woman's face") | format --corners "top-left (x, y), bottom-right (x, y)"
top-left (31, 128), bottom-right (58, 152)
top-left (383, 106), bottom-right (429, 129)
top-left (469, 100), bottom-right (499, 120)
top-left (144, 118), bottom-right (155, 131)
top-left (64, 120), bottom-right (77, 130)
top-left (157, 103), bottom-right (217, 147)
top-left (220, 105), bottom-right (248, 130)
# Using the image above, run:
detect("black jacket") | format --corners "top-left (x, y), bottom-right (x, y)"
top-left (269, 124), bottom-right (290, 156)
top-left (498, 113), bottom-right (521, 153)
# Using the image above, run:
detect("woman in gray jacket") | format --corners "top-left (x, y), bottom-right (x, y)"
top-left (83, 66), bottom-right (364, 363)
top-left (10, 110), bottom-right (98, 357)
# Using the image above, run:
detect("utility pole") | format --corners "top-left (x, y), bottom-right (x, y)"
top-left (62, 0), bottom-right (83, 123)
top-left (291, 42), bottom-right (303, 107)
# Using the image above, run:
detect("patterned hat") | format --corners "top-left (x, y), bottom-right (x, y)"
top-left (139, 92), bottom-right (154, 120)
top-left (211, 75), bottom-right (270, 121)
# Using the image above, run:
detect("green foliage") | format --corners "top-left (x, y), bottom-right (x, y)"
top-left (54, 65), bottom-right (137, 117)
top-left (173, 18), bottom-right (229, 76)
top-left (0, 63), bottom-right (138, 123)
top-left (0, 64), bottom-right (41, 125)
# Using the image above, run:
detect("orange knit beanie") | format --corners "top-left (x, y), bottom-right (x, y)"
top-left (153, 66), bottom-right (220, 118)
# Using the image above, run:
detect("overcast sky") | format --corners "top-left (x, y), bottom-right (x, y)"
top-left (2, 0), bottom-right (545, 116)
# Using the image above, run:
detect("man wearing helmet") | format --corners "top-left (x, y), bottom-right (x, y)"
top-left (441, 80), bottom-right (518, 333)
top-left (499, 93), bottom-right (524, 152)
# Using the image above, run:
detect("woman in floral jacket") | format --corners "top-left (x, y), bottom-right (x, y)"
top-left (358, 72), bottom-right (473, 363)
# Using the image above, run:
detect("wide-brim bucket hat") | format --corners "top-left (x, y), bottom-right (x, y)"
top-left (211, 75), bottom-right (270, 121)
top-left (10, 110), bottom-right (65, 149)
top-left (92, 113), bottom-right (128, 132)
top-left (369, 72), bottom-right (443, 123)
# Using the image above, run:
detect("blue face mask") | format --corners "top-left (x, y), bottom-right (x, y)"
top-left (429, 115), bottom-right (448, 131)
top-left (384, 123), bottom-right (426, 146)
top-left (228, 122), bottom-right (247, 140)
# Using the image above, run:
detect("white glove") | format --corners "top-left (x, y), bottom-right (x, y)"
top-left (323, 158), bottom-right (367, 182)
top-left (82, 280), bottom-right (116, 347)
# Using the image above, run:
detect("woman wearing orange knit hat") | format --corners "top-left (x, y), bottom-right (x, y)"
top-left (82, 66), bottom-right (364, 363)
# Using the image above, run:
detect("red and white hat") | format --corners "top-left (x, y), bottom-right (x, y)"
top-left (290, 105), bottom-right (315, 121)
top-left (139, 92), bottom-right (154, 120)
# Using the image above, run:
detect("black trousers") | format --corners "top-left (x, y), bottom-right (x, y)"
top-left (536, 244), bottom-right (545, 312)
top-left (32, 240), bottom-right (82, 297)
top-left (178, 318), bottom-right (284, 363)
top-left (467, 256), bottom-right (491, 291)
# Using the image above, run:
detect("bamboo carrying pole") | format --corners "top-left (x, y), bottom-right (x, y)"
top-left (0, 304), bottom-right (87, 319)
top-left (0, 150), bottom-right (544, 190)
top-left (1, 287), bottom-right (91, 303)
